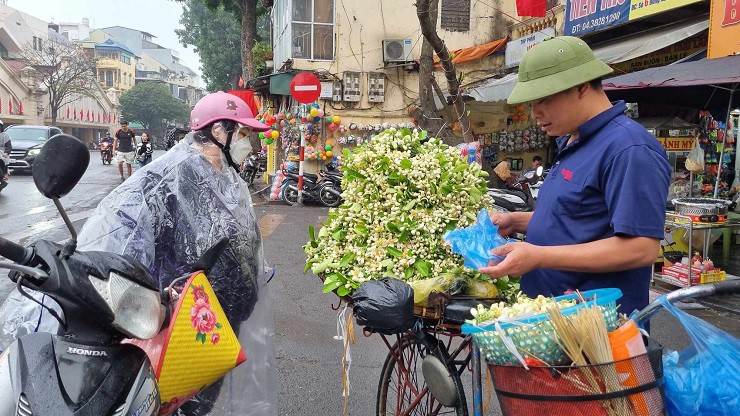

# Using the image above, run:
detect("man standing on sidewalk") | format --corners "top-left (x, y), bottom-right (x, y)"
top-left (113, 120), bottom-right (137, 180)
top-left (479, 36), bottom-right (672, 316)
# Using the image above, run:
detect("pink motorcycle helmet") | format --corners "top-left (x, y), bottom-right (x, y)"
top-left (190, 91), bottom-right (269, 132)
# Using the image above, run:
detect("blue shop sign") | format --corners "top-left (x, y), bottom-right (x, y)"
top-left (565, 0), bottom-right (631, 37)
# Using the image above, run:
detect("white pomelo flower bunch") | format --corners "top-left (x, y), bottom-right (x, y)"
top-left (305, 128), bottom-right (499, 298)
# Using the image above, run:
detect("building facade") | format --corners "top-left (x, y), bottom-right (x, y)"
top-left (89, 26), bottom-right (206, 105)
top-left (79, 37), bottom-right (138, 93)
top-left (270, 0), bottom-right (514, 127)
top-left (0, 4), bottom-right (118, 144)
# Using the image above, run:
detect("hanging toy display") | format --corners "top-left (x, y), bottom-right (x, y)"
top-left (510, 104), bottom-right (528, 124)
top-left (305, 145), bottom-right (318, 161)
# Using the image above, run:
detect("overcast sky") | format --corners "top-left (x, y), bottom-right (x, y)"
top-left (9, 0), bottom-right (203, 81)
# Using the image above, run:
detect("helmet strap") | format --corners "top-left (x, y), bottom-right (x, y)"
top-left (207, 130), bottom-right (241, 172)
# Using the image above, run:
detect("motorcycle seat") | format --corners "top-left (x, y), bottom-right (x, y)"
top-left (285, 170), bottom-right (319, 183)
top-left (443, 297), bottom-right (497, 325)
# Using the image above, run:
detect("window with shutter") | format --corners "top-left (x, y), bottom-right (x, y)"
top-left (441, 0), bottom-right (471, 32)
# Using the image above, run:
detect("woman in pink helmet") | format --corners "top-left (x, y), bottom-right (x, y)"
top-left (75, 92), bottom-right (277, 415)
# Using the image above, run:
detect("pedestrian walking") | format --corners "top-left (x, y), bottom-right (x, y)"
top-left (137, 133), bottom-right (154, 166)
top-left (113, 120), bottom-right (137, 180)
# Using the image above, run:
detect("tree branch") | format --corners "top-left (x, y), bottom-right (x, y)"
top-left (416, 0), bottom-right (473, 142)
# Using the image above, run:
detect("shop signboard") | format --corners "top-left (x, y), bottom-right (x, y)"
top-left (629, 0), bottom-right (703, 20)
top-left (565, 0), bottom-right (703, 37)
top-left (565, 0), bottom-right (632, 36)
top-left (505, 28), bottom-right (556, 68)
top-left (658, 137), bottom-right (695, 152)
top-left (612, 31), bottom-right (707, 73)
top-left (708, 0), bottom-right (740, 58)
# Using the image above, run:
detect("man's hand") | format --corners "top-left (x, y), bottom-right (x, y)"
top-left (489, 211), bottom-right (517, 237)
top-left (2, 153), bottom-right (7, 158)
top-left (478, 242), bottom-right (541, 278)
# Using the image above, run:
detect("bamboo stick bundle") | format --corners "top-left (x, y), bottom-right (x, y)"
top-left (548, 304), bottom-right (634, 416)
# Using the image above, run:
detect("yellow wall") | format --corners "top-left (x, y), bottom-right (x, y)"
top-left (96, 55), bottom-right (137, 92)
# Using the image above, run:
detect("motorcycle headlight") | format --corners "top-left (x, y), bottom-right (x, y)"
top-left (89, 272), bottom-right (165, 340)
top-left (28, 149), bottom-right (41, 156)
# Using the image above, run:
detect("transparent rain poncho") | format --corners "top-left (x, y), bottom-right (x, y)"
top-left (76, 135), bottom-right (277, 415)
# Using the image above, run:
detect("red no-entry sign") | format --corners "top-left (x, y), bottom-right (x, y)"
top-left (290, 72), bottom-right (321, 104)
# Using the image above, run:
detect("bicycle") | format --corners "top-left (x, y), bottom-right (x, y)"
top-left (368, 280), bottom-right (740, 416)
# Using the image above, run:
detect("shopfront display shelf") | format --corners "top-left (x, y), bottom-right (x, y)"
top-left (653, 212), bottom-right (740, 288)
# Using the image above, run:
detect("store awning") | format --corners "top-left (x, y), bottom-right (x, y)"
top-left (434, 37), bottom-right (507, 67)
top-left (603, 55), bottom-right (740, 89)
top-left (635, 117), bottom-right (696, 130)
top-left (603, 55), bottom-right (740, 110)
top-left (465, 73), bottom-right (518, 104)
top-left (246, 70), bottom-right (302, 95)
top-left (593, 18), bottom-right (708, 64)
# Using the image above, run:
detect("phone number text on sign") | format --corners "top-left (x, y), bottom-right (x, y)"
top-left (571, 11), bottom-right (623, 34)
top-left (566, 0), bottom-right (631, 36)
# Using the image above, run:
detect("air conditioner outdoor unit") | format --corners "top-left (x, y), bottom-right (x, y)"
top-left (383, 39), bottom-right (413, 63)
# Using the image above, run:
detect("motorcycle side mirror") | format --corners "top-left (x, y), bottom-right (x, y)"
top-left (192, 237), bottom-right (230, 273)
top-left (535, 166), bottom-right (544, 177)
top-left (32, 134), bottom-right (90, 199)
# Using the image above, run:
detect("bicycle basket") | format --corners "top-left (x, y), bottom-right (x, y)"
top-left (461, 288), bottom-right (621, 365)
top-left (488, 347), bottom-right (665, 416)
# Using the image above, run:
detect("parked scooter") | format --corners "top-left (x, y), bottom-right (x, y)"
top-left (281, 163), bottom-right (343, 207)
top-left (100, 141), bottom-right (113, 164)
top-left (0, 135), bottom-right (232, 415)
top-left (488, 166), bottom-right (544, 212)
top-left (316, 162), bottom-right (343, 207)
top-left (239, 151), bottom-right (268, 187)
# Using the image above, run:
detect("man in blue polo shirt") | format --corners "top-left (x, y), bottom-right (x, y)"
top-left (479, 36), bottom-right (671, 316)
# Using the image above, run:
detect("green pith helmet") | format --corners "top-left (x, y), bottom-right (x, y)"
top-left (507, 36), bottom-right (613, 105)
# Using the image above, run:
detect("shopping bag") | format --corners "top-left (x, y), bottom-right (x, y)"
top-left (685, 139), bottom-right (705, 173)
top-left (443, 208), bottom-right (509, 270)
top-left (658, 296), bottom-right (740, 416)
top-left (128, 271), bottom-right (247, 414)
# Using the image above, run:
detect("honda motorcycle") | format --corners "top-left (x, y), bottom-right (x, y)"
top-left (0, 134), bottom-right (233, 415)
top-left (239, 151), bottom-right (268, 187)
top-left (488, 165), bottom-right (544, 213)
top-left (100, 141), bottom-right (113, 165)
top-left (281, 163), bottom-right (343, 207)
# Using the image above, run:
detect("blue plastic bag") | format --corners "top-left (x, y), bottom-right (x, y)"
top-left (658, 295), bottom-right (740, 416)
top-left (443, 209), bottom-right (509, 270)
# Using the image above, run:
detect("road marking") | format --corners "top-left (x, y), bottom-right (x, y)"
top-left (3, 207), bottom-right (99, 244)
top-left (258, 214), bottom-right (285, 241)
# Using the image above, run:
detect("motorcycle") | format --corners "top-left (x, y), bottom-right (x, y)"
top-left (281, 163), bottom-right (343, 207)
top-left (239, 151), bottom-right (268, 187)
top-left (100, 141), bottom-right (113, 164)
top-left (0, 135), bottom-right (234, 415)
top-left (488, 165), bottom-right (544, 212)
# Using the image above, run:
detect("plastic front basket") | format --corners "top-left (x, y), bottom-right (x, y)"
top-left (461, 288), bottom-right (621, 365)
top-left (488, 348), bottom-right (665, 416)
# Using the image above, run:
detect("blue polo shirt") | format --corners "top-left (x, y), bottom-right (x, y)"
top-left (523, 101), bottom-right (671, 315)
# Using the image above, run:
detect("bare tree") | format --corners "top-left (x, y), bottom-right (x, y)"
top-left (22, 34), bottom-right (98, 125)
top-left (411, 0), bottom-right (461, 145)
top-left (415, 0), bottom-right (474, 142)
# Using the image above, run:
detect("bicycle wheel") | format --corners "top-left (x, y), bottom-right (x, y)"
top-left (376, 334), bottom-right (468, 416)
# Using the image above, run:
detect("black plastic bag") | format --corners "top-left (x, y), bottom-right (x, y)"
top-left (352, 278), bottom-right (414, 335)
